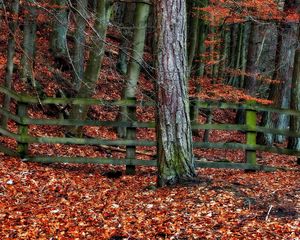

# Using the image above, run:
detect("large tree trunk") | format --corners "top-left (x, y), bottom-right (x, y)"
top-left (155, 0), bottom-right (196, 187)
top-left (1, 0), bottom-right (19, 128)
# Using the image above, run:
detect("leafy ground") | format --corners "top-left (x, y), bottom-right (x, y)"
top-left (0, 156), bottom-right (299, 239)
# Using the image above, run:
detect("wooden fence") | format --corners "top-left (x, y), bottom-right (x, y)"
top-left (0, 86), bottom-right (300, 172)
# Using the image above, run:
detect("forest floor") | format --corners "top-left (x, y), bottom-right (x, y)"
top-left (0, 23), bottom-right (299, 239)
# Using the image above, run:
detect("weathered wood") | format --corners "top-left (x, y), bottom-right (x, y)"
top-left (203, 109), bottom-right (213, 142)
top-left (20, 135), bottom-right (157, 147)
top-left (25, 156), bottom-right (279, 172)
top-left (0, 127), bottom-right (21, 141)
top-left (246, 103), bottom-right (257, 165)
top-left (193, 141), bottom-right (300, 156)
top-left (27, 156), bottom-right (157, 166)
top-left (17, 102), bottom-right (28, 158)
top-left (1, 85), bottom-right (300, 117)
top-left (195, 161), bottom-right (276, 171)
top-left (125, 98), bottom-right (137, 174)
top-left (0, 143), bottom-right (20, 157)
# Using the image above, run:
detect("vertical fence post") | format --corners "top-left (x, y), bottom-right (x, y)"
top-left (245, 101), bottom-right (257, 165)
top-left (189, 96), bottom-right (199, 135)
top-left (125, 97), bottom-right (136, 175)
top-left (17, 101), bottom-right (29, 158)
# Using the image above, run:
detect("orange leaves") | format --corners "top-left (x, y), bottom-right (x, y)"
top-left (197, 0), bottom-right (283, 25)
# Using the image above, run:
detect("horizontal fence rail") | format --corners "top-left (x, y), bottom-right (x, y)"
top-left (0, 86), bottom-right (299, 171)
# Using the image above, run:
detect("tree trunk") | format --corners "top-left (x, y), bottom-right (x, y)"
top-left (155, 0), bottom-right (196, 187)
top-left (50, 0), bottom-right (69, 63)
top-left (259, 0), bottom-right (299, 144)
top-left (116, 3), bottom-right (135, 75)
top-left (68, 0), bottom-right (112, 136)
top-left (73, 0), bottom-right (88, 91)
top-left (1, 0), bottom-right (19, 128)
top-left (117, 2), bottom-right (150, 137)
top-left (21, 0), bottom-right (37, 86)
top-left (288, 40), bottom-right (300, 156)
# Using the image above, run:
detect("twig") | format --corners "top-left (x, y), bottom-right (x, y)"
top-left (265, 205), bottom-right (273, 221)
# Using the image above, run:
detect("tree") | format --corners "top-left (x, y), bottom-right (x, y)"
top-left (118, 2), bottom-right (150, 137)
top-left (68, 0), bottom-right (112, 135)
top-left (155, 0), bottom-right (196, 187)
top-left (1, 0), bottom-right (19, 128)
top-left (50, 0), bottom-right (69, 62)
top-left (73, 0), bottom-right (88, 91)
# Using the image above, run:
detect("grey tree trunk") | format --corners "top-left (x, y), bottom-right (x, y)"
top-left (68, 0), bottom-right (112, 135)
top-left (50, 0), bottom-right (69, 61)
top-left (187, 0), bottom-right (201, 78)
top-left (288, 36), bottom-right (300, 159)
top-left (259, 0), bottom-right (299, 144)
top-left (117, 2), bottom-right (150, 137)
top-left (116, 3), bottom-right (136, 75)
top-left (73, 0), bottom-right (88, 91)
top-left (236, 22), bottom-right (261, 125)
top-left (155, 0), bottom-right (196, 187)
top-left (21, 0), bottom-right (37, 85)
top-left (1, 0), bottom-right (19, 128)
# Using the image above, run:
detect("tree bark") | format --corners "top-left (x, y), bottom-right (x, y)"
top-left (1, 0), bottom-right (19, 128)
top-left (155, 0), bottom-right (196, 187)
top-left (259, 0), bottom-right (300, 144)
top-left (50, 0), bottom-right (69, 69)
top-left (288, 7), bottom-right (300, 164)
top-left (73, 0), bottom-right (88, 91)
top-left (21, 0), bottom-right (37, 85)
top-left (68, 0), bottom-right (112, 135)
top-left (117, 2), bottom-right (150, 137)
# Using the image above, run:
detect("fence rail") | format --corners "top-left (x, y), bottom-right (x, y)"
top-left (0, 86), bottom-right (299, 172)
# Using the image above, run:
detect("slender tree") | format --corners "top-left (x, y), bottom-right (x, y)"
top-left (73, 0), bottom-right (88, 91)
top-left (155, 0), bottom-right (196, 187)
top-left (1, 0), bottom-right (19, 128)
top-left (68, 0), bottom-right (113, 135)
top-left (21, 0), bottom-right (37, 85)
top-left (50, 0), bottom-right (69, 67)
top-left (117, 2), bottom-right (150, 137)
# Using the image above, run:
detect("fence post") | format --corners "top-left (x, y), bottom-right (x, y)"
top-left (125, 97), bottom-right (136, 175)
top-left (245, 101), bottom-right (257, 165)
top-left (189, 96), bottom-right (199, 135)
top-left (17, 102), bottom-right (29, 158)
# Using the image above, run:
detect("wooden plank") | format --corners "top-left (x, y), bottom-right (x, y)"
top-left (0, 86), bottom-right (155, 106)
top-left (23, 118), bottom-right (156, 128)
top-left (245, 103), bottom-right (257, 165)
top-left (27, 156), bottom-right (157, 166)
top-left (0, 143), bottom-right (20, 157)
top-left (0, 127), bottom-right (22, 141)
top-left (195, 161), bottom-right (277, 171)
top-left (192, 100), bottom-right (300, 117)
top-left (125, 98), bottom-right (137, 174)
top-left (0, 107), bottom-right (20, 123)
top-left (193, 142), bottom-right (300, 156)
top-left (17, 103), bottom-right (28, 158)
top-left (22, 135), bottom-right (157, 146)
top-left (26, 156), bottom-right (277, 172)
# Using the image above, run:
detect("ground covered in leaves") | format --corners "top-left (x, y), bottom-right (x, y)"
top-left (0, 156), bottom-right (299, 239)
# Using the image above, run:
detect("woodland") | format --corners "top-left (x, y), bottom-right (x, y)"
top-left (0, 0), bottom-right (299, 239)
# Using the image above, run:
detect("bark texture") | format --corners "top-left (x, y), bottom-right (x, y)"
top-left (1, 0), bottom-right (19, 128)
top-left (155, 0), bottom-right (196, 187)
